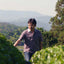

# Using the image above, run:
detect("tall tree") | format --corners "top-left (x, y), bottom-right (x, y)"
top-left (50, 0), bottom-right (64, 31)
top-left (50, 0), bottom-right (64, 44)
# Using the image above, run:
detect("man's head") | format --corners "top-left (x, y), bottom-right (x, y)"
top-left (28, 18), bottom-right (37, 31)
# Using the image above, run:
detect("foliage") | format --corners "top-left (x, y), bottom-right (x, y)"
top-left (36, 27), bottom-right (44, 33)
top-left (31, 45), bottom-right (64, 64)
top-left (42, 31), bottom-right (58, 48)
top-left (50, 0), bottom-right (64, 31)
top-left (58, 31), bottom-right (64, 44)
top-left (0, 33), bottom-right (25, 64)
top-left (0, 23), bottom-right (27, 43)
top-left (49, 0), bottom-right (64, 45)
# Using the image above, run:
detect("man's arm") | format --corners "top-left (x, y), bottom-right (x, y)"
top-left (14, 30), bottom-right (25, 47)
top-left (40, 42), bottom-right (43, 50)
top-left (13, 39), bottom-right (21, 46)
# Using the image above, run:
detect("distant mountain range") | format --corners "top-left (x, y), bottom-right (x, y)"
top-left (0, 10), bottom-right (52, 31)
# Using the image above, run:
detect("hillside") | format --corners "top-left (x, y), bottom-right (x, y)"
top-left (0, 22), bottom-right (19, 34)
top-left (0, 10), bottom-right (52, 31)
top-left (0, 22), bottom-right (27, 43)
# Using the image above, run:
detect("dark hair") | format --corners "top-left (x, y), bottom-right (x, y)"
top-left (28, 18), bottom-right (37, 26)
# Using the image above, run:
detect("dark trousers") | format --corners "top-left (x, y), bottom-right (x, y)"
top-left (24, 52), bottom-right (34, 64)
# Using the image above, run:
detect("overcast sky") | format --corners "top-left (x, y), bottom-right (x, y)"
top-left (0, 0), bottom-right (57, 16)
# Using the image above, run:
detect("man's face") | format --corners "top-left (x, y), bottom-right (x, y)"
top-left (28, 23), bottom-right (36, 31)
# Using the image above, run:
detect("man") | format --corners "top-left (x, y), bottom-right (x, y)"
top-left (14, 18), bottom-right (43, 64)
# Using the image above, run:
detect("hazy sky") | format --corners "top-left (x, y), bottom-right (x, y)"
top-left (0, 0), bottom-right (57, 16)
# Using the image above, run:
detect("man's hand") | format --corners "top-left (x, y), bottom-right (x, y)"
top-left (13, 39), bottom-right (21, 46)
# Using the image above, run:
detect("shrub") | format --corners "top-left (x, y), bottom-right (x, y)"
top-left (0, 33), bottom-right (25, 64)
top-left (31, 45), bottom-right (64, 64)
